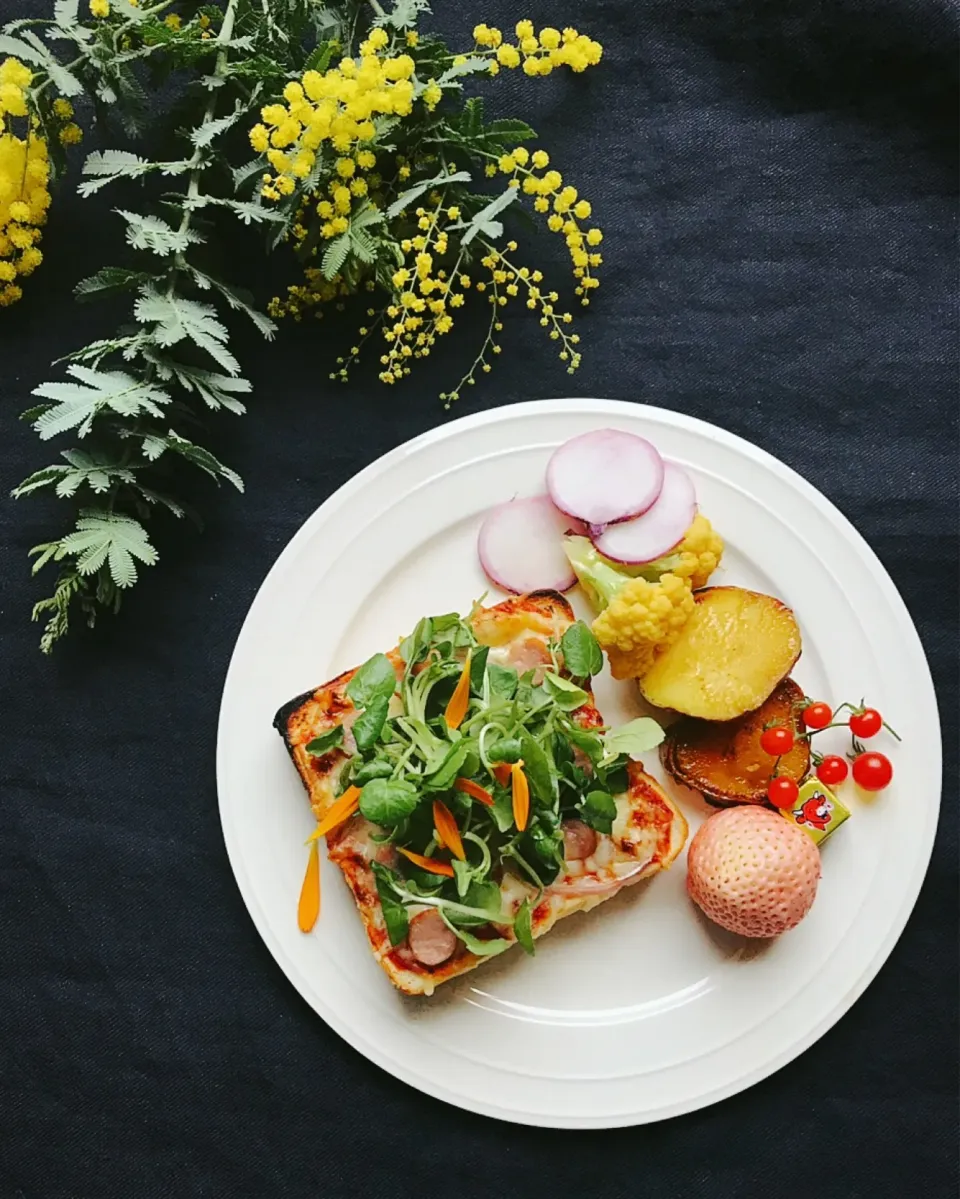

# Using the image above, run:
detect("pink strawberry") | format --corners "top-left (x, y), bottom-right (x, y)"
top-left (686, 806), bottom-right (820, 938)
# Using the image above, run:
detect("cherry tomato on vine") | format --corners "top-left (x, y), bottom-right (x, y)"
top-left (767, 777), bottom-right (800, 809)
top-left (760, 726), bottom-right (795, 756)
top-left (849, 708), bottom-right (883, 739)
top-left (802, 701), bottom-right (832, 730)
top-left (816, 755), bottom-right (849, 786)
top-left (852, 751), bottom-right (893, 791)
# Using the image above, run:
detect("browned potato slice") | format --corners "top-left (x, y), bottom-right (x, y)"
top-left (661, 677), bottom-right (810, 805)
top-left (638, 586), bottom-right (801, 720)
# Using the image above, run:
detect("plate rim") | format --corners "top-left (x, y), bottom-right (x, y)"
top-left (216, 397), bottom-right (942, 1128)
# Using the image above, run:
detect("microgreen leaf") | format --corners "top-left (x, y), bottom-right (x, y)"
top-left (423, 740), bottom-right (471, 791)
top-left (305, 726), bottom-right (344, 756)
top-left (399, 615), bottom-right (432, 667)
top-left (603, 717), bottom-right (665, 758)
top-left (560, 621), bottom-right (604, 678)
top-left (525, 813), bottom-right (565, 878)
top-left (452, 857), bottom-right (473, 899)
top-left (487, 737), bottom-right (522, 764)
top-left (597, 762), bottom-right (629, 795)
top-left (371, 863), bottom-right (410, 946)
top-left (352, 695), bottom-right (390, 751)
top-left (543, 671), bottom-right (590, 711)
top-left (580, 790), bottom-right (617, 835)
top-left (490, 785), bottom-right (516, 834)
top-left (487, 663), bottom-right (518, 700)
top-left (514, 899), bottom-right (535, 956)
top-left (470, 644), bottom-right (489, 693)
top-left (519, 730), bottom-right (559, 807)
top-left (560, 721), bottom-right (604, 763)
top-left (440, 912), bottom-right (511, 957)
top-left (346, 653), bottom-right (397, 707)
top-left (358, 778), bottom-right (419, 827)
top-left (351, 758), bottom-right (394, 785)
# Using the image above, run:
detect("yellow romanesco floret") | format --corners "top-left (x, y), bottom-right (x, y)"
top-left (660, 513), bottom-right (724, 590)
top-left (591, 573), bottom-right (695, 680)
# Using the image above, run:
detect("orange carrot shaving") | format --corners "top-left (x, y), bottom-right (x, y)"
top-left (306, 786), bottom-right (361, 841)
top-left (398, 847), bottom-right (456, 877)
top-left (298, 841), bottom-right (321, 932)
top-left (511, 760), bottom-right (530, 831)
top-left (443, 650), bottom-right (472, 730)
top-left (432, 799), bottom-right (466, 860)
top-left (454, 777), bottom-right (494, 807)
top-left (490, 762), bottom-right (512, 788)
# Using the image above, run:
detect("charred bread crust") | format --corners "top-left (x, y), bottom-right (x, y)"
top-left (273, 687), bottom-right (316, 758)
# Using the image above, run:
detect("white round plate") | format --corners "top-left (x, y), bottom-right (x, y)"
top-left (217, 399), bottom-right (941, 1128)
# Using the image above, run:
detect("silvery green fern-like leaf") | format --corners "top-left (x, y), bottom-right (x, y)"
top-left (186, 268), bottom-right (276, 338)
top-left (165, 360), bottom-right (252, 413)
top-left (180, 194), bottom-right (284, 225)
top-left (12, 450), bottom-right (136, 499)
top-left (350, 202), bottom-right (386, 231)
top-left (79, 151), bottom-right (193, 196)
top-left (0, 31), bottom-right (81, 93)
top-left (350, 229), bottom-right (377, 264)
top-left (189, 103), bottom-right (245, 148)
top-left (134, 288), bottom-right (240, 375)
top-left (371, 0), bottom-right (430, 30)
top-left (437, 56), bottom-right (488, 86)
top-left (75, 267), bottom-right (156, 300)
top-left (31, 365), bottom-right (170, 440)
top-left (117, 210), bottom-right (204, 256)
top-left (163, 431), bottom-right (243, 490)
top-left (19, 29), bottom-right (83, 93)
top-left (321, 233), bottom-right (351, 280)
top-left (461, 186), bottom-right (518, 245)
top-left (134, 485), bottom-right (186, 519)
top-left (385, 170), bottom-right (471, 221)
top-left (52, 0), bottom-right (79, 28)
top-left (59, 509), bottom-right (158, 588)
top-left (136, 432), bottom-right (243, 490)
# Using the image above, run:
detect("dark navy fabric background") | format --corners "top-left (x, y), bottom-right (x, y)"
top-left (1, 1), bottom-right (957, 1195)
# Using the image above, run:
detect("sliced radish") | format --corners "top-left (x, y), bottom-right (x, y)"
top-left (591, 462), bottom-right (696, 564)
top-left (478, 496), bottom-right (582, 594)
top-left (546, 429), bottom-right (664, 527)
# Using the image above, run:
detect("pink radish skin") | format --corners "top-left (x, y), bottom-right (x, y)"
top-left (546, 429), bottom-right (665, 527)
top-left (591, 461), bottom-right (697, 564)
top-left (478, 495), bottom-right (584, 594)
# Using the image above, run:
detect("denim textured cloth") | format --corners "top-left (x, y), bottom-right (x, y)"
top-left (0, 1), bottom-right (956, 1195)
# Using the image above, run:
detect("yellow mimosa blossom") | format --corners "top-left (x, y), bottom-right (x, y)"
top-left (0, 72), bottom-right (56, 306)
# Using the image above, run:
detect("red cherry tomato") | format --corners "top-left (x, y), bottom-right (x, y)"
top-left (816, 755), bottom-right (849, 786)
top-left (767, 777), bottom-right (800, 809)
top-left (849, 708), bottom-right (883, 738)
top-left (802, 701), bottom-right (832, 730)
top-left (760, 726), bottom-right (795, 756)
top-left (852, 751), bottom-right (893, 791)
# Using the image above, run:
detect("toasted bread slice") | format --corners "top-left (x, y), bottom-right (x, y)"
top-left (638, 586), bottom-right (802, 720)
top-left (661, 677), bottom-right (810, 806)
top-left (275, 590), bottom-right (687, 995)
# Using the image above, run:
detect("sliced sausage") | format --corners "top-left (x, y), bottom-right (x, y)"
top-left (563, 819), bottom-right (598, 861)
top-left (407, 909), bottom-right (458, 967)
top-left (504, 636), bottom-right (551, 676)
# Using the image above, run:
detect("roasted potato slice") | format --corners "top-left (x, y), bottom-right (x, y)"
top-left (661, 678), bottom-right (810, 805)
top-left (637, 586), bottom-right (801, 720)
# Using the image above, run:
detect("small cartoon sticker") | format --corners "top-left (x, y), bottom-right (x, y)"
top-left (794, 790), bottom-right (833, 832)
top-left (780, 778), bottom-right (850, 845)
